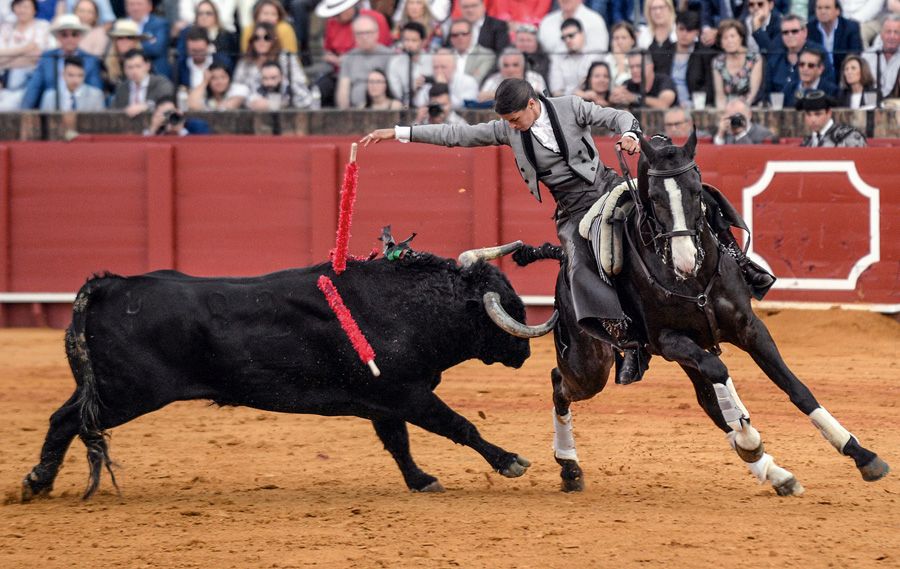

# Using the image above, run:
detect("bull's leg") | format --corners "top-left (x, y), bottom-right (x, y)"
top-left (371, 418), bottom-right (443, 493)
top-left (735, 317), bottom-right (889, 482)
top-left (22, 393), bottom-right (81, 501)
top-left (400, 389), bottom-right (530, 479)
top-left (551, 368), bottom-right (583, 492)
top-left (658, 330), bottom-right (803, 496)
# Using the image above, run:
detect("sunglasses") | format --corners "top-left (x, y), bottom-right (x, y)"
top-left (253, 33), bottom-right (273, 41)
top-left (561, 32), bottom-right (580, 40)
top-left (781, 28), bottom-right (802, 35)
top-left (798, 61), bottom-right (820, 68)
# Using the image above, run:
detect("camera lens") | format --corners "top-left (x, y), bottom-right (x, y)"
top-left (729, 114), bottom-right (746, 129)
top-left (166, 110), bottom-right (184, 125)
top-left (427, 104), bottom-right (443, 118)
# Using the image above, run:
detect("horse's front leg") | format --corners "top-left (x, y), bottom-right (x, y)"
top-left (657, 329), bottom-right (803, 496)
top-left (734, 316), bottom-right (889, 482)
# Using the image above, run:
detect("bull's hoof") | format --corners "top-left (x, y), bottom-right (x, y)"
top-left (500, 455), bottom-right (531, 478)
top-left (773, 476), bottom-right (805, 497)
top-left (412, 480), bottom-right (445, 493)
top-left (859, 456), bottom-right (890, 482)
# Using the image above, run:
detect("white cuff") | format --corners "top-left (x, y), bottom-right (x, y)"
top-left (395, 125), bottom-right (411, 143)
top-left (622, 131), bottom-right (639, 141)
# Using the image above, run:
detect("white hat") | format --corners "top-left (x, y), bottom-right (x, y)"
top-left (50, 14), bottom-right (90, 35)
top-left (315, 0), bottom-right (361, 18)
top-left (107, 19), bottom-right (152, 40)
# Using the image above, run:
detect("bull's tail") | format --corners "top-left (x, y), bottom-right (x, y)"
top-left (512, 243), bottom-right (565, 267)
top-left (67, 277), bottom-right (120, 500)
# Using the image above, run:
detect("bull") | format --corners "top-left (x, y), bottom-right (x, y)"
top-left (22, 243), bottom-right (556, 501)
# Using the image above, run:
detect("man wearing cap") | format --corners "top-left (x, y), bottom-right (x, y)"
top-left (797, 90), bottom-right (867, 147)
top-left (20, 13), bottom-right (102, 109)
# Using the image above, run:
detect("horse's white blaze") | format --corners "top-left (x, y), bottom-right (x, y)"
top-left (809, 407), bottom-right (853, 453)
top-left (553, 410), bottom-right (578, 461)
top-left (663, 178), bottom-right (697, 275)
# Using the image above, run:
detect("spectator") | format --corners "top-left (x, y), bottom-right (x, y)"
top-left (605, 21), bottom-right (637, 86)
top-left (176, 26), bottom-right (228, 91)
top-left (663, 106), bottom-right (695, 138)
top-left (392, 0), bottom-right (450, 27)
top-left (187, 60), bottom-right (248, 109)
top-left (639, 0), bottom-right (677, 75)
top-left (246, 59), bottom-right (308, 109)
top-left (176, 1), bottom-right (239, 73)
top-left (549, 18), bottom-right (602, 95)
top-left (319, 0), bottom-right (392, 62)
top-left (392, 0), bottom-right (443, 51)
top-left (797, 88), bottom-right (866, 146)
top-left (364, 67), bottom-right (402, 109)
top-left (239, 0), bottom-right (297, 54)
top-left (0, 0), bottom-right (52, 103)
top-left (479, 47), bottom-right (547, 101)
top-left (746, 0), bottom-right (782, 53)
top-left (20, 13), bottom-right (101, 108)
top-left (714, 97), bottom-right (778, 144)
top-left (111, 48), bottom-right (175, 116)
top-left (539, 0), bottom-right (608, 57)
top-left (806, 0), bottom-right (862, 72)
top-left (765, 14), bottom-right (835, 100)
top-left (146, 95), bottom-right (211, 135)
top-left (104, 18), bottom-right (146, 89)
top-left (448, 18), bottom-right (495, 86)
top-left (611, 48), bottom-right (677, 108)
top-left (670, 10), bottom-right (716, 109)
top-left (487, 0), bottom-right (552, 32)
top-left (420, 48), bottom-right (478, 108)
top-left (57, 0), bottom-right (115, 26)
top-left (233, 22), bottom-right (311, 107)
top-left (124, 0), bottom-right (170, 79)
top-left (72, 0), bottom-right (108, 57)
top-left (38, 54), bottom-right (104, 109)
top-left (838, 0), bottom-right (884, 47)
top-left (863, 14), bottom-right (900, 98)
top-left (514, 23), bottom-right (550, 86)
top-left (177, 0), bottom-right (236, 35)
top-left (415, 80), bottom-right (467, 124)
top-left (700, 0), bottom-right (748, 47)
top-left (336, 14), bottom-right (393, 108)
top-left (713, 19), bottom-right (763, 108)
top-left (387, 21), bottom-right (431, 105)
top-left (457, 0), bottom-right (508, 54)
top-left (573, 60), bottom-right (611, 105)
top-left (837, 53), bottom-right (875, 106)
top-left (784, 46), bottom-right (839, 106)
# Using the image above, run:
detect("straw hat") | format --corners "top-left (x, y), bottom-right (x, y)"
top-left (108, 19), bottom-right (152, 40)
top-left (315, 0), bottom-right (361, 18)
top-left (50, 14), bottom-right (89, 35)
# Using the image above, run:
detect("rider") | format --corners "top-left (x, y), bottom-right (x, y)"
top-left (360, 78), bottom-right (773, 385)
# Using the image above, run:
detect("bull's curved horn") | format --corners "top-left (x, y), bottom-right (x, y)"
top-left (483, 292), bottom-right (558, 338)
top-left (458, 241), bottom-right (524, 267)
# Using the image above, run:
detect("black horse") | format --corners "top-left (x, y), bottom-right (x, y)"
top-left (488, 131), bottom-right (889, 495)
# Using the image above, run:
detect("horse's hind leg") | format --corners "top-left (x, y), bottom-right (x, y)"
top-left (372, 418), bottom-right (443, 493)
top-left (679, 364), bottom-right (804, 497)
top-left (22, 393), bottom-right (81, 501)
top-left (551, 367), bottom-right (583, 492)
top-left (736, 317), bottom-right (889, 482)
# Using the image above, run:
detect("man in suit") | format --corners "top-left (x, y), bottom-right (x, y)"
top-left (765, 14), bottom-right (835, 100)
top-left (714, 98), bottom-right (777, 144)
top-left (20, 14), bottom-right (103, 109)
top-left (797, 89), bottom-right (866, 147)
top-left (805, 0), bottom-right (862, 73)
top-left (39, 56), bottom-right (106, 111)
top-left (458, 0), bottom-right (509, 55)
top-left (111, 49), bottom-right (175, 116)
top-left (746, 0), bottom-right (782, 53)
top-left (448, 18), bottom-right (496, 87)
top-left (125, 0), bottom-right (171, 79)
top-left (782, 46), bottom-right (839, 107)
top-left (549, 18), bottom-right (602, 96)
top-left (669, 10), bottom-right (716, 109)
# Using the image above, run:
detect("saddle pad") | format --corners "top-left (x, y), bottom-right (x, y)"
top-left (579, 182), bottom-right (631, 276)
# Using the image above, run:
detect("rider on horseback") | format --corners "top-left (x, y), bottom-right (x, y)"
top-left (360, 78), bottom-right (773, 385)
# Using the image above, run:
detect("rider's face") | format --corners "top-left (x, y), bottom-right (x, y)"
top-left (500, 98), bottom-right (540, 132)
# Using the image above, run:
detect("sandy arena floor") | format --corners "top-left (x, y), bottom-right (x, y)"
top-left (1, 308), bottom-right (898, 568)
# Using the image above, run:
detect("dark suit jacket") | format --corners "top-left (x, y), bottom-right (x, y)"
top-left (111, 75), bottom-right (176, 109)
top-left (685, 43), bottom-right (718, 107)
top-left (477, 16), bottom-right (510, 54)
top-left (765, 39), bottom-right (835, 96)
top-left (20, 49), bottom-right (103, 109)
top-left (140, 15), bottom-right (172, 79)
top-left (783, 76), bottom-right (840, 107)
top-left (751, 11), bottom-right (782, 55)
top-left (806, 16), bottom-right (862, 74)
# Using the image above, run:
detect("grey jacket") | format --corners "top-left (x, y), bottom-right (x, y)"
top-left (409, 95), bottom-right (641, 202)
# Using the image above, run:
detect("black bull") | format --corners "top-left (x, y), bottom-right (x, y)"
top-left (22, 249), bottom-right (552, 501)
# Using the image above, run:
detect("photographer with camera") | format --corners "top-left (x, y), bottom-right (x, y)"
top-left (145, 96), bottom-right (210, 136)
top-left (714, 98), bottom-right (777, 145)
top-left (414, 82), bottom-right (467, 126)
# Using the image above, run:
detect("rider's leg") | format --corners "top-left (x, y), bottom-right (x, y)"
top-left (718, 230), bottom-right (776, 300)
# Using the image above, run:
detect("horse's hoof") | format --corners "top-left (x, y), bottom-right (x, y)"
top-left (859, 456), bottom-right (890, 482)
top-left (20, 473), bottom-right (51, 503)
top-left (774, 476), bottom-right (805, 497)
top-left (500, 455), bottom-right (530, 478)
top-left (561, 477), bottom-right (584, 493)
top-left (412, 480), bottom-right (445, 493)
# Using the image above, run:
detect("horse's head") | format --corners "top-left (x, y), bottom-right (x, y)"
top-left (637, 130), bottom-right (704, 278)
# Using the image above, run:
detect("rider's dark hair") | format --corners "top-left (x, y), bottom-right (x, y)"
top-left (494, 78), bottom-right (536, 114)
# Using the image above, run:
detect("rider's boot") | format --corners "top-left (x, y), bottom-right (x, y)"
top-left (719, 231), bottom-right (776, 300)
top-left (605, 319), bottom-right (650, 385)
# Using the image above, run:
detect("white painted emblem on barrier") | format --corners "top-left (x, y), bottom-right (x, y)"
top-left (742, 161), bottom-right (880, 291)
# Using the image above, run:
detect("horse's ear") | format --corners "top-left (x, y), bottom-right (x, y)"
top-left (638, 135), bottom-right (655, 162)
top-left (684, 127), bottom-right (698, 158)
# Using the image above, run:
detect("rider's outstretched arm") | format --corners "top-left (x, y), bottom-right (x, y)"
top-left (361, 121), bottom-right (510, 149)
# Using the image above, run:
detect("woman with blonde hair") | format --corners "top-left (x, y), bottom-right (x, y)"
top-left (233, 22), bottom-right (310, 106)
top-left (239, 0), bottom-right (298, 53)
top-left (712, 19), bottom-right (761, 109)
top-left (638, 0), bottom-right (677, 74)
top-left (392, 0), bottom-right (442, 50)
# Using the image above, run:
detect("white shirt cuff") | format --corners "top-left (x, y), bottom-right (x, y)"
top-left (622, 131), bottom-right (639, 141)
top-left (395, 125), bottom-right (411, 143)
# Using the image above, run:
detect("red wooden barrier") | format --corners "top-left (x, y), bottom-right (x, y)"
top-left (0, 136), bottom-right (896, 327)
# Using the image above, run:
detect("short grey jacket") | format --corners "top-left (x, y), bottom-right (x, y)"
top-left (409, 95), bottom-right (641, 202)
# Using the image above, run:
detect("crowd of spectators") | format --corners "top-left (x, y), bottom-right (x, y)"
top-left (0, 0), bottom-right (897, 139)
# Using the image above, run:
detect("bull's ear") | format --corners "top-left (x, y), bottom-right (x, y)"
top-left (684, 126), bottom-right (698, 158)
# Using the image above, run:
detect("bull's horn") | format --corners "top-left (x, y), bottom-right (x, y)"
top-left (458, 241), bottom-right (524, 267)
top-left (483, 292), bottom-right (558, 338)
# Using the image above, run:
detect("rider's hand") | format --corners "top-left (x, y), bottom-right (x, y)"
top-left (617, 135), bottom-right (640, 155)
top-left (360, 128), bottom-right (397, 147)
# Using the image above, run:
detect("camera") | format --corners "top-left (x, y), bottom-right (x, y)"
top-left (164, 109), bottom-right (184, 125)
top-left (427, 103), bottom-right (444, 118)
top-left (729, 113), bottom-right (746, 129)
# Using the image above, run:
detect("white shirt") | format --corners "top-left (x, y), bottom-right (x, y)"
top-left (539, 5), bottom-right (608, 56)
top-left (549, 51), bottom-right (602, 96)
top-left (811, 118), bottom-right (835, 146)
top-left (530, 100), bottom-right (560, 153)
top-left (186, 54), bottom-right (214, 89)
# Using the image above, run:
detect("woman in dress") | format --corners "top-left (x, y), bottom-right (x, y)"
top-left (574, 61), bottom-right (611, 107)
top-left (712, 19), bottom-right (762, 109)
top-left (364, 68), bottom-right (403, 110)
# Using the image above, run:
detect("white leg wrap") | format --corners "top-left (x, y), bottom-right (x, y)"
top-left (809, 407), bottom-right (853, 454)
top-left (714, 378), bottom-right (750, 432)
top-left (746, 453), bottom-right (794, 487)
top-left (726, 424), bottom-right (761, 455)
top-left (552, 410), bottom-right (578, 461)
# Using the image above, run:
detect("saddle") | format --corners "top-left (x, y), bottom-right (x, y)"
top-left (577, 182), bottom-right (635, 278)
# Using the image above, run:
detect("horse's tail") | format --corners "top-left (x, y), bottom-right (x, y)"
top-left (513, 243), bottom-right (565, 267)
top-left (67, 274), bottom-right (120, 499)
